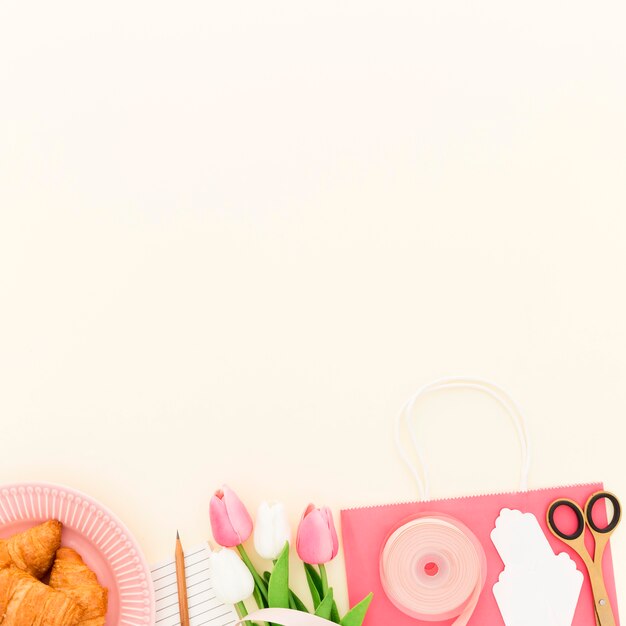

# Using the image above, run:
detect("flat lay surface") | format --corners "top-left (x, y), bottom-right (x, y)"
top-left (1, 0), bottom-right (625, 618)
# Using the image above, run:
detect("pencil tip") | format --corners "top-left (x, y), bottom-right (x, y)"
top-left (176, 529), bottom-right (180, 540)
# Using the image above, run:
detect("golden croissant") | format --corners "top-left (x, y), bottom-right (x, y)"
top-left (0, 566), bottom-right (83, 625)
top-left (49, 548), bottom-right (108, 626)
top-left (0, 520), bottom-right (62, 579)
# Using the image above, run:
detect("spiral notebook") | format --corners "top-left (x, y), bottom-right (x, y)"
top-left (151, 544), bottom-right (239, 626)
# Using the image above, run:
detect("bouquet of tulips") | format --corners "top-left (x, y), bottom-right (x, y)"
top-left (208, 486), bottom-right (372, 626)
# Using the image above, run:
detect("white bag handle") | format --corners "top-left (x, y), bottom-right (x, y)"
top-left (395, 377), bottom-right (532, 501)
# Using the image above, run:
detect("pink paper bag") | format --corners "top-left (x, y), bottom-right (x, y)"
top-left (340, 378), bottom-right (620, 626)
top-left (342, 483), bottom-right (619, 625)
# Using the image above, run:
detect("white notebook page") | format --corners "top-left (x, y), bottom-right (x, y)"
top-left (151, 545), bottom-right (239, 626)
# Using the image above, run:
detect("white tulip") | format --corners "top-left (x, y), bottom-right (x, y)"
top-left (209, 548), bottom-right (255, 605)
top-left (254, 501), bottom-right (291, 560)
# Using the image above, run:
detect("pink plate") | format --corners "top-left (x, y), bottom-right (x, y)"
top-left (0, 482), bottom-right (155, 625)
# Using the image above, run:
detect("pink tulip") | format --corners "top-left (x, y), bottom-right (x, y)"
top-left (296, 504), bottom-right (339, 564)
top-left (210, 485), bottom-right (254, 547)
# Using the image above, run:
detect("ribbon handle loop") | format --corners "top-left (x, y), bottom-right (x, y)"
top-left (395, 377), bottom-right (532, 500)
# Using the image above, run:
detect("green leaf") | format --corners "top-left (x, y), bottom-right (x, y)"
top-left (303, 563), bottom-right (324, 597)
top-left (289, 589), bottom-right (310, 613)
top-left (304, 564), bottom-right (321, 608)
top-left (341, 593), bottom-right (373, 626)
top-left (314, 588), bottom-right (334, 620)
top-left (263, 571), bottom-right (271, 582)
top-left (268, 542), bottom-right (290, 609)
top-left (330, 598), bottom-right (341, 623)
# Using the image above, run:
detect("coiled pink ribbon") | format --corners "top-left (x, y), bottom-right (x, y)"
top-left (379, 514), bottom-right (486, 625)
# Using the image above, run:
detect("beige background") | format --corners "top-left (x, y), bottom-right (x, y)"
top-left (1, 0), bottom-right (624, 612)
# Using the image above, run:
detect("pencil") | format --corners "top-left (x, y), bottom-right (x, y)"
top-left (175, 531), bottom-right (191, 626)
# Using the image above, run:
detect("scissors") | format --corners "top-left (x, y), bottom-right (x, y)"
top-left (547, 491), bottom-right (621, 626)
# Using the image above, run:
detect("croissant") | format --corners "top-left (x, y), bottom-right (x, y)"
top-left (49, 548), bottom-right (108, 625)
top-left (0, 566), bottom-right (83, 625)
top-left (0, 520), bottom-right (62, 579)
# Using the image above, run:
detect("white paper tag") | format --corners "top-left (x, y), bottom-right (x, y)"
top-left (491, 508), bottom-right (583, 626)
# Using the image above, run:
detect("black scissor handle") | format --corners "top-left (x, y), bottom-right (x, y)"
top-left (548, 499), bottom-right (585, 541)
top-left (586, 491), bottom-right (621, 534)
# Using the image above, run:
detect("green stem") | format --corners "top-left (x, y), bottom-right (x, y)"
top-left (236, 599), bottom-right (263, 626)
top-left (252, 584), bottom-right (264, 609)
top-left (319, 563), bottom-right (328, 596)
top-left (319, 564), bottom-right (340, 623)
top-left (236, 601), bottom-right (253, 625)
top-left (237, 545), bottom-right (269, 603)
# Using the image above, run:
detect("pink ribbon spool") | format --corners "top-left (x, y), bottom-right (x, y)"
top-left (379, 514), bottom-right (487, 625)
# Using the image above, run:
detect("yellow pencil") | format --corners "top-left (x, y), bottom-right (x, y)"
top-left (175, 531), bottom-right (190, 626)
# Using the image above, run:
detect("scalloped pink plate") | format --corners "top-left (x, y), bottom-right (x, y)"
top-left (0, 482), bottom-right (155, 625)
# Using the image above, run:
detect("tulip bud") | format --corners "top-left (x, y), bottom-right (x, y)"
top-left (209, 548), bottom-right (255, 605)
top-left (210, 485), bottom-right (254, 547)
top-left (254, 501), bottom-right (291, 560)
top-left (296, 504), bottom-right (339, 565)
